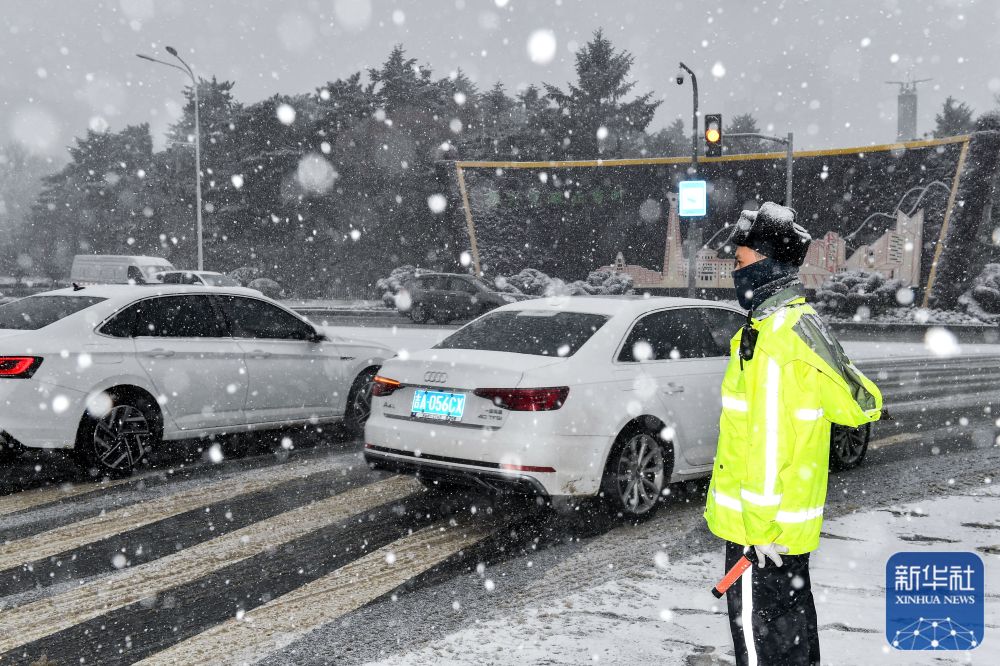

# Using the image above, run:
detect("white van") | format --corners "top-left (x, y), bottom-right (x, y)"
top-left (70, 255), bottom-right (175, 285)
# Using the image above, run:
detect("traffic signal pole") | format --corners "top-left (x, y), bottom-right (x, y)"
top-left (726, 131), bottom-right (795, 208)
top-left (677, 62), bottom-right (700, 297)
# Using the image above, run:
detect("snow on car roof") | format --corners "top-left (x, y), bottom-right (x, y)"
top-left (41, 284), bottom-right (264, 303)
top-left (499, 295), bottom-right (740, 317)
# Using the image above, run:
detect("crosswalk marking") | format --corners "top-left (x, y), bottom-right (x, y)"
top-left (0, 475), bottom-right (418, 654)
top-left (0, 475), bottom-right (136, 518)
top-left (0, 452), bottom-right (356, 574)
top-left (138, 521), bottom-right (490, 665)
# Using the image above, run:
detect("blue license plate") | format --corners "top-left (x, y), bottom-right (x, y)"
top-left (410, 389), bottom-right (466, 422)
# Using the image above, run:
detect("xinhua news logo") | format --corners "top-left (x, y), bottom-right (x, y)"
top-left (886, 552), bottom-right (984, 650)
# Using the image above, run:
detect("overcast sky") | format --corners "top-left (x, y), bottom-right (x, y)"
top-left (2, 0), bottom-right (998, 161)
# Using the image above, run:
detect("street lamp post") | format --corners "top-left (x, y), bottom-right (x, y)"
top-left (676, 62), bottom-right (701, 297)
top-left (677, 62), bottom-right (698, 169)
top-left (137, 47), bottom-right (204, 271)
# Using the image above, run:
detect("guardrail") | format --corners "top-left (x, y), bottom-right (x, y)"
top-left (828, 321), bottom-right (999, 344)
top-left (292, 305), bottom-right (1000, 342)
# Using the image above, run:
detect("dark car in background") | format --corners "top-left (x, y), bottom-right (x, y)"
top-left (403, 273), bottom-right (530, 324)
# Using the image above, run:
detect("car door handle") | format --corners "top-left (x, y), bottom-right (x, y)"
top-left (248, 350), bottom-right (272, 359)
top-left (662, 382), bottom-right (685, 394)
top-left (148, 348), bottom-right (175, 358)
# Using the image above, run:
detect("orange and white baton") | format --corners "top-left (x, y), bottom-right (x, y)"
top-left (711, 548), bottom-right (758, 598)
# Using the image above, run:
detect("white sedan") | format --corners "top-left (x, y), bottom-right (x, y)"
top-left (364, 296), bottom-right (869, 519)
top-left (0, 285), bottom-right (390, 474)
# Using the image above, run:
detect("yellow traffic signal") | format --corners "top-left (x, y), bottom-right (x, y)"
top-left (705, 113), bottom-right (723, 157)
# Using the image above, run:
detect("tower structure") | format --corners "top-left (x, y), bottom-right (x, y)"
top-left (886, 77), bottom-right (931, 141)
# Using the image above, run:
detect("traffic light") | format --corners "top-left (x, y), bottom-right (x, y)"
top-left (704, 113), bottom-right (723, 157)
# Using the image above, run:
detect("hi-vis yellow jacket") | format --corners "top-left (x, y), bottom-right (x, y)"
top-left (704, 286), bottom-right (883, 555)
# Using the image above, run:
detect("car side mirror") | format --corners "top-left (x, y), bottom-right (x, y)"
top-left (308, 328), bottom-right (328, 343)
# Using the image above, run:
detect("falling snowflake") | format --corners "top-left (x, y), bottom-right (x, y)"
top-left (527, 30), bottom-right (557, 65)
top-left (276, 103), bottom-right (296, 125)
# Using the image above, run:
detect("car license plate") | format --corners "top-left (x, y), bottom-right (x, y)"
top-left (410, 389), bottom-right (466, 422)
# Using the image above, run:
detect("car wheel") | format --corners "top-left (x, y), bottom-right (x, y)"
top-left (344, 368), bottom-right (379, 439)
top-left (409, 302), bottom-right (429, 324)
top-left (829, 423), bottom-right (870, 471)
top-left (75, 391), bottom-right (161, 477)
top-left (600, 424), bottom-right (671, 521)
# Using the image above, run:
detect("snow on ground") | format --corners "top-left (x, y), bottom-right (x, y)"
top-left (367, 485), bottom-right (1000, 666)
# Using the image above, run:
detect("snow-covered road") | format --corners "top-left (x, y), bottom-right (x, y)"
top-left (0, 327), bottom-right (996, 664)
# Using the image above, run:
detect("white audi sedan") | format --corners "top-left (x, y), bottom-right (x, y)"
top-left (0, 285), bottom-right (390, 474)
top-left (364, 296), bottom-right (868, 519)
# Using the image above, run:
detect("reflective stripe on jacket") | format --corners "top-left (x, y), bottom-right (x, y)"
top-left (704, 288), bottom-right (882, 555)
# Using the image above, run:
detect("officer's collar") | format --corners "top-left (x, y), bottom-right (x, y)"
top-left (751, 283), bottom-right (807, 320)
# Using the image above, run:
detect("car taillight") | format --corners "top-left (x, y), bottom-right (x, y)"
top-left (0, 356), bottom-right (43, 379)
top-left (371, 375), bottom-right (402, 397)
top-left (473, 387), bottom-right (569, 411)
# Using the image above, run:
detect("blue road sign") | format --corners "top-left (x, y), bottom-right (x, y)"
top-left (678, 180), bottom-right (707, 217)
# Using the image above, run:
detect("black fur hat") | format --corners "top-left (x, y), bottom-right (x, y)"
top-left (730, 202), bottom-right (812, 267)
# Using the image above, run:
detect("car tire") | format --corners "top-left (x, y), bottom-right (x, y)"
top-left (344, 368), bottom-right (379, 439)
top-left (409, 302), bottom-right (429, 324)
top-left (74, 390), bottom-right (162, 477)
top-left (829, 423), bottom-right (870, 471)
top-left (599, 423), bottom-right (672, 522)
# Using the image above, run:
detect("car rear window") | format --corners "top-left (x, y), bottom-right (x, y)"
top-left (0, 295), bottom-right (107, 330)
top-left (435, 310), bottom-right (609, 357)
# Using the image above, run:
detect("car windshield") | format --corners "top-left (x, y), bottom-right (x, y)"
top-left (0, 295), bottom-right (107, 330)
top-left (434, 310), bottom-right (608, 357)
top-left (201, 274), bottom-right (240, 287)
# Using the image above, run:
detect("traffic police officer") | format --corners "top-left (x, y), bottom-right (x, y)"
top-left (704, 202), bottom-right (883, 666)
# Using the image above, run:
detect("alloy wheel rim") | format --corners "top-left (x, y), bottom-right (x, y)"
top-left (834, 426), bottom-right (866, 463)
top-left (350, 376), bottom-right (375, 424)
top-left (615, 433), bottom-right (664, 515)
top-left (92, 405), bottom-right (150, 471)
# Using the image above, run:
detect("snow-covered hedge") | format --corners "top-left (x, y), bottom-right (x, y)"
top-left (815, 269), bottom-right (906, 317)
top-left (491, 267), bottom-right (633, 297)
top-left (228, 266), bottom-right (263, 287)
top-left (958, 263), bottom-right (1000, 322)
top-left (377, 265), bottom-right (634, 308)
top-left (248, 277), bottom-right (283, 299)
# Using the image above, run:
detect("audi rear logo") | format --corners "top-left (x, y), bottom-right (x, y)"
top-left (424, 371), bottom-right (448, 384)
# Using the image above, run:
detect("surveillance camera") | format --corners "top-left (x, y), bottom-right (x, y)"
top-left (675, 73), bottom-right (684, 85)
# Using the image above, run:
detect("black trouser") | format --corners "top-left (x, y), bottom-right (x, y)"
top-left (725, 541), bottom-right (820, 666)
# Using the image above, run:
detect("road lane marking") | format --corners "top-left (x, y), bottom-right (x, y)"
top-left (0, 476), bottom-right (137, 518)
top-left (137, 520), bottom-right (490, 666)
top-left (869, 425), bottom-right (983, 451)
top-left (0, 453), bottom-right (356, 572)
top-left (0, 475), bottom-right (418, 654)
top-left (869, 432), bottom-right (917, 449)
